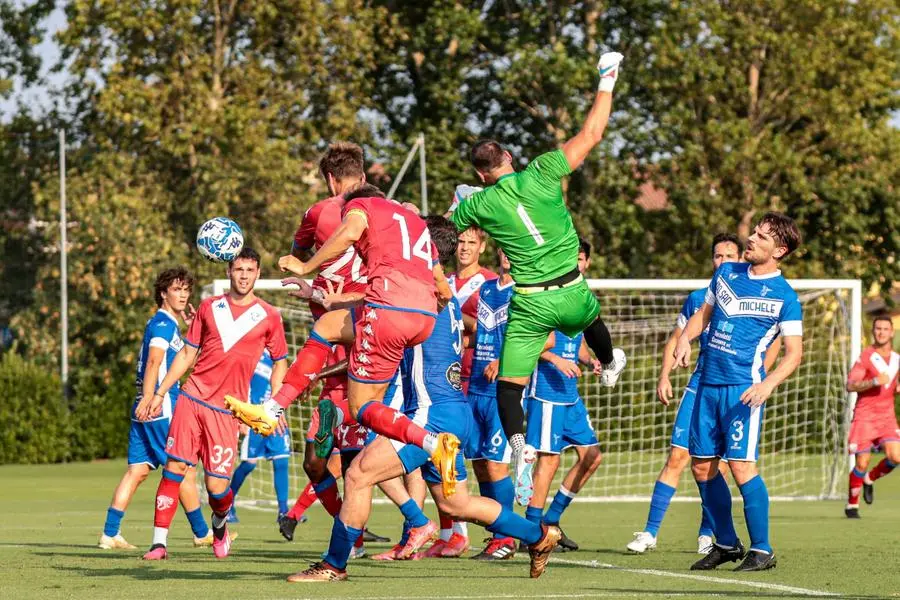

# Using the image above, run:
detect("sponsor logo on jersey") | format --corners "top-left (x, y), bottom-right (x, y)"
top-left (156, 495), bottom-right (175, 511)
top-left (715, 279), bottom-right (783, 318)
top-left (445, 361), bottom-right (463, 391)
top-left (477, 298), bottom-right (508, 330)
top-left (214, 463), bottom-right (229, 474)
top-left (356, 353), bottom-right (371, 364)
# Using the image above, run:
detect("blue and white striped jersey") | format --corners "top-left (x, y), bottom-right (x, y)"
top-left (702, 262), bottom-right (802, 385)
top-left (527, 331), bottom-right (583, 406)
top-left (133, 309), bottom-right (183, 421)
top-left (677, 287), bottom-right (711, 377)
top-left (248, 350), bottom-right (273, 405)
top-left (400, 297), bottom-right (466, 413)
top-left (468, 279), bottom-right (515, 397)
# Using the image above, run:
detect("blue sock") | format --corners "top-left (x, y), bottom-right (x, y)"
top-left (739, 475), bottom-right (772, 554)
top-left (696, 473), bottom-right (738, 547)
top-left (525, 505), bottom-right (544, 525)
top-left (185, 507), bottom-right (210, 538)
top-left (272, 458), bottom-right (289, 514)
top-left (487, 506), bottom-right (541, 545)
top-left (398, 518), bottom-right (412, 547)
top-left (643, 481), bottom-right (676, 537)
top-left (398, 499), bottom-right (428, 528)
top-left (698, 502), bottom-right (715, 537)
top-left (543, 486), bottom-right (576, 526)
top-left (324, 517), bottom-right (363, 570)
top-left (313, 474), bottom-right (337, 495)
top-left (852, 467), bottom-right (867, 478)
top-left (103, 507), bottom-right (124, 537)
top-left (229, 461), bottom-right (257, 497)
top-left (481, 478), bottom-right (516, 538)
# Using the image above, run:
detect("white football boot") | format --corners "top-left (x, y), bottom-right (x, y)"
top-left (626, 531), bottom-right (657, 554)
top-left (600, 348), bottom-right (627, 387)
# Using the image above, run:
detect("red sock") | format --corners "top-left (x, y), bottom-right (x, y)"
top-left (208, 488), bottom-right (235, 517)
top-left (439, 513), bottom-right (453, 531)
top-left (868, 458), bottom-right (896, 482)
top-left (153, 473), bottom-right (182, 528)
top-left (314, 477), bottom-right (343, 517)
top-left (357, 402), bottom-right (429, 448)
top-left (332, 396), bottom-right (355, 426)
top-left (354, 532), bottom-right (364, 548)
top-left (288, 482), bottom-right (318, 520)
top-left (848, 469), bottom-right (864, 506)
top-left (274, 338), bottom-right (332, 408)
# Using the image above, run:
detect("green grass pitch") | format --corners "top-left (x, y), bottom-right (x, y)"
top-left (2, 460), bottom-right (898, 599)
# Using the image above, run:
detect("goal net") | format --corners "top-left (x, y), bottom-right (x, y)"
top-left (202, 278), bottom-right (861, 505)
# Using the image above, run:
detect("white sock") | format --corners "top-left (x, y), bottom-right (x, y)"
top-left (263, 398), bottom-right (284, 419)
top-left (440, 528), bottom-right (452, 542)
top-left (334, 405), bottom-right (344, 427)
top-left (152, 527), bottom-right (169, 547)
top-left (509, 433), bottom-right (526, 455)
top-left (863, 473), bottom-right (873, 485)
top-left (423, 433), bottom-right (438, 455)
top-left (452, 521), bottom-right (468, 537)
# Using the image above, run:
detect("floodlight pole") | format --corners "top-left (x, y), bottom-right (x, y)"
top-left (418, 132), bottom-right (427, 216)
top-left (59, 129), bottom-right (69, 397)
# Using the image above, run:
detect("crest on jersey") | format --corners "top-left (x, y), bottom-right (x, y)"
top-left (445, 361), bottom-right (463, 391)
top-left (166, 437), bottom-right (174, 448)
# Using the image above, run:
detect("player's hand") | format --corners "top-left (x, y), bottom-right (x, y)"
top-left (555, 358), bottom-right (582, 379)
top-left (673, 336), bottom-right (692, 369)
top-left (140, 393), bottom-right (165, 421)
top-left (402, 202), bottom-right (420, 215)
top-left (740, 381), bottom-right (774, 407)
top-left (589, 358), bottom-right (603, 376)
top-left (484, 360), bottom-right (500, 383)
top-left (597, 51), bottom-right (624, 93)
top-left (446, 184), bottom-right (483, 215)
top-left (321, 280), bottom-right (345, 311)
top-left (275, 414), bottom-right (288, 436)
top-left (135, 397), bottom-right (153, 421)
top-left (876, 372), bottom-right (890, 386)
top-left (278, 254), bottom-right (308, 276)
top-left (179, 303), bottom-right (197, 327)
top-left (282, 276), bottom-right (314, 300)
top-left (657, 376), bottom-right (674, 406)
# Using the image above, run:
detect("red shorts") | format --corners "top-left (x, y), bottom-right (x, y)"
top-left (304, 390), bottom-right (369, 452)
top-left (848, 415), bottom-right (900, 454)
top-left (167, 394), bottom-right (240, 479)
top-left (349, 306), bottom-right (435, 383)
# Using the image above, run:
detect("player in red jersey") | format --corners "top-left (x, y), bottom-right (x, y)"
top-left (423, 224), bottom-right (497, 557)
top-left (844, 315), bottom-right (900, 518)
top-left (139, 247), bottom-right (288, 560)
top-left (226, 184), bottom-right (461, 494)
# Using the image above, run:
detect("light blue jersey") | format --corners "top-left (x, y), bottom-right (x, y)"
top-left (399, 297), bottom-right (466, 413)
top-left (468, 279), bottom-right (515, 397)
top-left (527, 331), bottom-right (583, 406)
top-left (132, 309), bottom-right (183, 422)
top-left (701, 262), bottom-right (802, 385)
top-left (248, 350), bottom-right (274, 405)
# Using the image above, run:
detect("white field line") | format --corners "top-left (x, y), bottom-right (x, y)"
top-left (551, 557), bottom-right (838, 597)
top-left (271, 594), bottom-right (727, 600)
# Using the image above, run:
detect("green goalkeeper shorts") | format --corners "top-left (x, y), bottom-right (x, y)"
top-left (498, 279), bottom-right (601, 378)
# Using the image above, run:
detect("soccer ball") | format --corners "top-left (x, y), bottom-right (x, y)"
top-left (196, 217), bottom-right (244, 262)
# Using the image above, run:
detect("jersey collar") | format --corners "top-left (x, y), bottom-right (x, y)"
top-left (747, 268), bottom-right (782, 280)
top-left (496, 172), bottom-right (516, 184)
top-left (496, 278), bottom-right (515, 290)
top-left (157, 308), bottom-right (179, 324)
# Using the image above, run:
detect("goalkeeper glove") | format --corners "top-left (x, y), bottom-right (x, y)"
top-left (597, 51), bottom-right (624, 93)
top-left (446, 184), bottom-right (483, 214)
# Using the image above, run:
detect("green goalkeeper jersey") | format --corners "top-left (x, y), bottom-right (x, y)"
top-left (451, 149), bottom-right (579, 284)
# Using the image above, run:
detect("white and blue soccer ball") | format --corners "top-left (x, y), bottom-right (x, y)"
top-left (196, 217), bottom-right (244, 262)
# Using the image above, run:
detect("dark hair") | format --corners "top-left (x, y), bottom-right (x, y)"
top-left (343, 183), bottom-right (385, 203)
top-left (462, 225), bottom-right (486, 241)
top-left (873, 314), bottom-right (894, 329)
top-left (319, 141), bottom-right (365, 181)
top-left (229, 246), bottom-right (261, 268)
top-left (758, 211), bottom-right (801, 259)
top-left (711, 232), bottom-right (743, 257)
top-left (154, 267), bottom-right (194, 308)
top-left (426, 215), bottom-right (459, 267)
top-left (578, 237), bottom-right (592, 259)
top-left (470, 139), bottom-right (508, 172)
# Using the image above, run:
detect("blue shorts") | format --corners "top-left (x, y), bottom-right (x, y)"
top-left (241, 428), bottom-right (291, 461)
top-left (464, 392), bottom-right (511, 463)
top-left (525, 398), bottom-right (598, 454)
top-left (689, 383), bottom-right (764, 461)
top-left (392, 401), bottom-right (473, 485)
top-left (127, 418), bottom-right (170, 469)
top-left (671, 386), bottom-right (698, 449)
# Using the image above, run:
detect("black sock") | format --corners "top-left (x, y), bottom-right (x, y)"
top-left (496, 380), bottom-right (526, 439)
top-left (583, 316), bottom-right (614, 364)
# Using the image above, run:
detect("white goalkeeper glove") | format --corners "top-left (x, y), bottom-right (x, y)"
top-left (597, 51), bottom-right (624, 93)
top-left (446, 184), bottom-right (483, 214)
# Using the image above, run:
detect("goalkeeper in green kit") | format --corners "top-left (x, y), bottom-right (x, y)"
top-left (448, 51), bottom-right (627, 505)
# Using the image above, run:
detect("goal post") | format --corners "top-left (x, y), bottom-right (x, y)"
top-left (202, 278), bottom-right (861, 504)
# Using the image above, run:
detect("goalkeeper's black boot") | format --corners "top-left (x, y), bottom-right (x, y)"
top-left (555, 528), bottom-right (579, 552)
top-left (279, 515), bottom-right (298, 541)
top-left (863, 481), bottom-right (874, 505)
top-left (734, 549), bottom-right (777, 572)
top-left (690, 540), bottom-right (745, 570)
top-left (363, 528), bottom-right (390, 543)
top-left (844, 506), bottom-right (861, 519)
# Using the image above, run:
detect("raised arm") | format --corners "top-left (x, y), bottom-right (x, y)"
top-left (279, 212), bottom-right (367, 277)
top-left (561, 52), bottom-right (623, 170)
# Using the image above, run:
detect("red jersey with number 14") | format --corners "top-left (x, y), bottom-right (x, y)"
top-left (849, 346), bottom-right (900, 419)
top-left (181, 294), bottom-right (288, 408)
top-left (293, 196), bottom-right (368, 295)
top-left (343, 196), bottom-right (438, 315)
